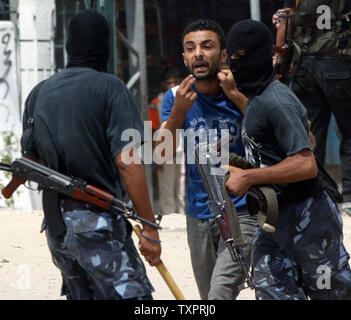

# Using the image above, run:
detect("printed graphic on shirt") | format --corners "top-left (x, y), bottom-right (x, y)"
top-left (242, 126), bottom-right (262, 168)
top-left (187, 115), bottom-right (242, 149)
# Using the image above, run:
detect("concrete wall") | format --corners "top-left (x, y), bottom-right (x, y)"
top-left (0, 0), bottom-right (55, 210)
top-left (18, 0), bottom-right (55, 112)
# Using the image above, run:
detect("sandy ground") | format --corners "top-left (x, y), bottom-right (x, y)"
top-left (0, 209), bottom-right (351, 300)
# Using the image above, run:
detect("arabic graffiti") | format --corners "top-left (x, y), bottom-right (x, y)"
top-left (0, 30), bottom-right (12, 100)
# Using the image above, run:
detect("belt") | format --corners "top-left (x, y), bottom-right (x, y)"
top-left (60, 197), bottom-right (102, 212)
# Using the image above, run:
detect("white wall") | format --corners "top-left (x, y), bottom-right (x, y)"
top-left (0, 0), bottom-right (55, 210)
top-left (0, 20), bottom-right (23, 209)
top-left (18, 0), bottom-right (55, 110)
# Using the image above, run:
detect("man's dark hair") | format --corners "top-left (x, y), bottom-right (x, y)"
top-left (181, 19), bottom-right (226, 50)
top-left (162, 67), bottom-right (182, 82)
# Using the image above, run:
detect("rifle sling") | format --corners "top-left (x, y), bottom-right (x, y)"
top-left (228, 152), bottom-right (279, 233)
top-left (256, 187), bottom-right (278, 233)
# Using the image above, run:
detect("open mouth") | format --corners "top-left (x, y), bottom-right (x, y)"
top-left (193, 61), bottom-right (209, 73)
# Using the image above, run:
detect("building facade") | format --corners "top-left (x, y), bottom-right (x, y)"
top-left (4, 0), bottom-right (336, 211)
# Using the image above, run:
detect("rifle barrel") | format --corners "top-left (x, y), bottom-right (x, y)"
top-left (0, 163), bottom-right (12, 173)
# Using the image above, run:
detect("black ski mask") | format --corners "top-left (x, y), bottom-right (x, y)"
top-left (66, 10), bottom-right (110, 72)
top-left (226, 19), bottom-right (274, 96)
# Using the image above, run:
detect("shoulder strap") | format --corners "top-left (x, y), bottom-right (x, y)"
top-left (26, 80), bottom-right (46, 124)
top-left (316, 158), bottom-right (344, 203)
top-left (21, 81), bottom-right (46, 157)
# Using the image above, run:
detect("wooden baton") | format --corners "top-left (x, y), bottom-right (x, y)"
top-left (133, 225), bottom-right (186, 300)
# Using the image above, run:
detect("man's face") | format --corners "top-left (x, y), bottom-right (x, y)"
top-left (162, 76), bottom-right (181, 92)
top-left (182, 30), bottom-right (225, 80)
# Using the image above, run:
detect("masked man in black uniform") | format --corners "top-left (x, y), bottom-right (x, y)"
top-left (274, 0), bottom-right (351, 217)
top-left (21, 11), bottom-right (161, 300)
top-left (221, 19), bottom-right (351, 300)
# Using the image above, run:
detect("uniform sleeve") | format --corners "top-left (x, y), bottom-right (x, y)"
top-left (161, 88), bottom-right (176, 123)
top-left (267, 104), bottom-right (312, 157)
top-left (105, 81), bottom-right (145, 158)
top-left (20, 82), bottom-right (45, 158)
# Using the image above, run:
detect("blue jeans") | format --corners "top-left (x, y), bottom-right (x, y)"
top-left (186, 212), bottom-right (257, 299)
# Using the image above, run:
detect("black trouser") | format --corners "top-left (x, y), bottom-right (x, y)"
top-left (292, 54), bottom-right (351, 201)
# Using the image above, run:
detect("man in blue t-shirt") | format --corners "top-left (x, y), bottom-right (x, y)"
top-left (158, 19), bottom-right (257, 300)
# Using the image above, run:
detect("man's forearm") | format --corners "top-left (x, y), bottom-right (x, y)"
top-left (116, 151), bottom-right (161, 266)
top-left (156, 108), bottom-right (187, 158)
top-left (155, 75), bottom-right (197, 158)
top-left (228, 90), bottom-right (248, 115)
top-left (245, 149), bottom-right (318, 186)
top-left (116, 153), bottom-right (156, 229)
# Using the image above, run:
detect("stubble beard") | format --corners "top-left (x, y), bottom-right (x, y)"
top-left (190, 60), bottom-right (221, 81)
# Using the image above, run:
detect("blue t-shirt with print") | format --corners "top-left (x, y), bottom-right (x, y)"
top-left (161, 85), bottom-right (247, 219)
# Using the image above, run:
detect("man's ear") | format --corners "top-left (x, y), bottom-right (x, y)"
top-left (182, 52), bottom-right (187, 67)
top-left (222, 49), bottom-right (228, 64)
top-left (220, 49), bottom-right (228, 69)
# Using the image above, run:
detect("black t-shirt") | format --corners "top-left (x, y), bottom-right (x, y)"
top-left (22, 67), bottom-right (144, 197)
top-left (243, 80), bottom-right (312, 167)
top-left (242, 80), bottom-right (315, 198)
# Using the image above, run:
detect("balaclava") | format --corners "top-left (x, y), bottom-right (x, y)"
top-left (226, 19), bottom-right (274, 96)
top-left (66, 10), bottom-right (110, 72)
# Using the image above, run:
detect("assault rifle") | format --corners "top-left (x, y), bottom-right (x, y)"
top-left (273, 9), bottom-right (296, 84)
top-left (0, 157), bottom-right (161, 230)
top-left (194, 142), bottom-right (255, 289)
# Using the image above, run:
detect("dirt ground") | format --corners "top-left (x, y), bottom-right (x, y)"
top-left (0, 209), bottom-right (351, 300)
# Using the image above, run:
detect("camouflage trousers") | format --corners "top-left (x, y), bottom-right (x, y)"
top-left (252, 190), bottom-right (351, 300)
top-left (45, 201), bottom-right (154, 300)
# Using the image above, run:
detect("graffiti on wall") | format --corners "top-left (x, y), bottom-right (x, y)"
top-left (0, 21), bottom-right (20, 129)
top-left (0, 21), bottom-right (21, 208)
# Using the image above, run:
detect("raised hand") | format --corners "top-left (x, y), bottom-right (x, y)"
top-left (173, 74), bottom-right (197, 113)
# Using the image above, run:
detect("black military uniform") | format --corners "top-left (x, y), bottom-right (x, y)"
top-left (21, 11), bottom-right (154, 300)
top-left (285, 0), bottom-right (351, 215)
top-left (226, 18), bottom-right (351, 300)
